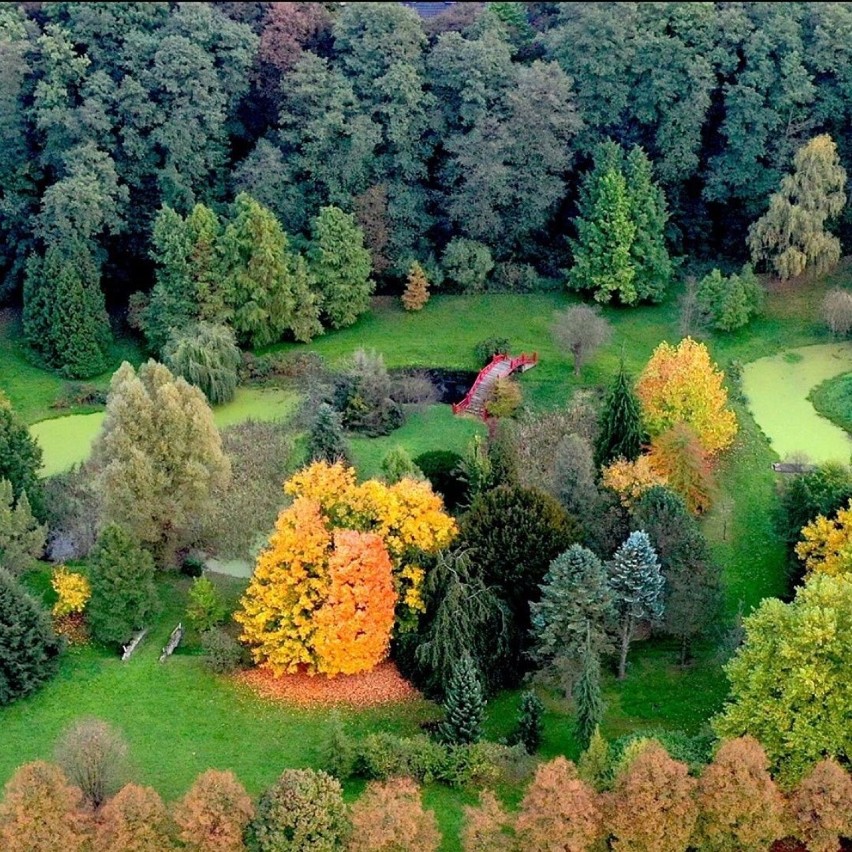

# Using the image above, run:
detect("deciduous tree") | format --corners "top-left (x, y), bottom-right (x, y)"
top-left (93, 784), bottom-right (174, 852)
top-left (789, 759), bottom-right (852, 852)
top-left (163, 323), bottom-right (241, 405)
top-left (174, 769), bottom-right (254, 852)
top-left (552, 304), bottom-right (612, 377)
top-left (795, 497), bottom-right (852, 576)
top-left (648, 423), bottom-right (715, 514)
top-left (462, 791), bottom-right (514, 852)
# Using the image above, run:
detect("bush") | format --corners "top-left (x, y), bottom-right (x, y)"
top-left (486, 377), bottom-right (523, 418)
top-left (356, 733), bottom-right (448, 785)
top-left (181, 553), bottom-right (205, 578)
top-left (200, 628), bottom-right (245, 674)
top-left (491, 262), bottom-right (541, 292)
top-left (334, 349), bottom-right (404, 436)
top-left (442, 238), bottom-right (494, 293)
top-left (413, 450), bottom-right (467, 511)
top-left (610, 730), bottom-right (715, 777)
top-left (163, 322), bottom-right (241, 404)
top-left (51, 382), bottom-right (107, 410)
top-left (474, 337), bottom-right (511, 366)
top-left (186, 576), bottom-right (226, 633)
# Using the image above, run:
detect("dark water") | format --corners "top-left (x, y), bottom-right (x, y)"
top-left (391, 367), bottom-right (479, 405)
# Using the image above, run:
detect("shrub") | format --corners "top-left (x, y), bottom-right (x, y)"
top-left (356, 733), bottom-right (448, 785)
top-left (54, 717), bottom-right (129, 809)
top-left (246, 769), bottom-right (348, 852)
top-left (413, 450), bottom-right (467, 511)
top-left (51, 382), bottom-right (107, 410)
top-left (335, 349), bottom-right (404, 437)
top-left (200, 628), bottom-right (245, 674)
top-left (181, 553), bottom-right (205, 578)
top-left (186, 577), bottom-right (226, 633)
top-left (821, 288), bottom-right (852, 335)
top-left (50, 566), bottom-right (90, 617)
top-left (174, 769), bottom-right (254, 852)
top-left (474, 337), bottom-right (511, 367)
top-left (322, 712), bottom-right (357, 781)
top-left (486, 377), bottom-right (523, 419)
top-left (442, 238), bottom-right (494, 293)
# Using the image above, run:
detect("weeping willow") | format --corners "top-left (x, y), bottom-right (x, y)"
top-left (164, 322), bottom-right (241, 404)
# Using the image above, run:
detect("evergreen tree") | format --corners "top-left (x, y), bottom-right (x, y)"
top-left (573, 630), bottom-right (604, 750)
top-left (608, 531), bottom-right (665, 679)
top-left (402, 261), bottom-right (430, 311)
top-left (530, 544), bottom-right (614, 693)
top-left (595, 362), bottom-right (646, 467)
top-left (0, 569), bottom-right (63, 705)
top-left (439, 653), bottom-right (486, 745)
top-left (307, 404), bottom-right (351, 466)
top-left (380, 446), bottom-right (422, 484)
top-left (568, 142), bottom-right (637, 305)
top-left (308, 205), bottom-right (375, 329)
top-left (87, 524), bottom-right (160, 648)
top-left (625, 146), bottom-right (673, 303)
top-left (511, 690), bottom-right (545, 754)
top-left (577, 727), bottom-right (610, 791)
top-left (0, 396), bottom-right (44, 520)
top-left (0, 481), bottom-right (46, 576)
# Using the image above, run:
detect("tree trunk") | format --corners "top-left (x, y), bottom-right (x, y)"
top-left (617, 618), bottom-right (632, 680)
top-left (679, 634), bottom-right (691, 667)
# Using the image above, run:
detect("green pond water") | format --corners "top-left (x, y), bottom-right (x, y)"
top-left (30, 387), bottom-right (299, 478)
top-left (742, 343), bottom-right (852, 463)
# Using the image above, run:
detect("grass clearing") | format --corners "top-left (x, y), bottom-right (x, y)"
top-left (809, 369), bottom-right (852, 435)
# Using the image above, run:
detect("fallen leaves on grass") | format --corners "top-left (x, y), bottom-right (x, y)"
top-left (234, 661), bottom-right (421, 708)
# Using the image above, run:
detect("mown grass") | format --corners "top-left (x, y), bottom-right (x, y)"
top-left (809, 370), bottom-right (852, 434)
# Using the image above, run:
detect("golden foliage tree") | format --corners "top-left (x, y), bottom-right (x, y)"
top-left (402, 261), bottom-right (430, 312)
top-left (462, 791), bottom-right (514, 852)
top-left (647, 423), bottom-right (715, 514)
top-left (348, 777), bottom-right (441, 852)
top-left (173, 769), bottom-right (254, 852)
top-left (789, 759), bottom-right (852, 852)
top-left (607, 741), bottom-right (697, 852)
top-left (0, 761), bottom-right (88, 852)
top-left (795, 498), bottom-right (852, 576)
top-left (601, 455), bottom-right (667, 507)
top-left (313, 531), bottom-right (396, 675)
top-left (51, 566), bottom-right (91, 616)
top-left (636, 338), bottom-right (737, 455)
top-left (694, 737), bottom-right (785, 852)
top-left (93, 784), bottom-right (174, 852)
top-left (515, 756), bottom-right (602, 852)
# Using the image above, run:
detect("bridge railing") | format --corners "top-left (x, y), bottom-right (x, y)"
top-left (451, 352), bottom-right (538, 416)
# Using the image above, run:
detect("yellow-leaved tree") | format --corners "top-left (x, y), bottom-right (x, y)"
top-left (795, 499), bottom-right (852, 576)
top-left (636, 337), bottom-right (737, 455)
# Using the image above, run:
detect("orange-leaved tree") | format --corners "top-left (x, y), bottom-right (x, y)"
top-left (789, 759), bottom-right (852, 852)
top-left (795, 498), bottom-right (852, 576)
top-left (636, 337), bottom-right (737, 455)
top-left (648, 423), bottom-right (715, 513)
top-left (462, 791), bottom-right (514, 852)
top-left (92, 784), bottom-right (174, 852)
top-left (402, 262), bottom-right (430, 312)
top-left (601, 455), bottom-right (667, 507)
top-left (313, 531), bottom-right (396, 675)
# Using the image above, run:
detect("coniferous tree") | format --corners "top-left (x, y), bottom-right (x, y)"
top-left (402, 261), bottom-right (430, 311)
top-left (595, 362), bottom-right (646, 468)
top-left (511, 690), bottom-right (545, 754)
top-left (0, 569), bottom-right (63, 705)
top-left (380, 446), bottom-right (422, 484)
top-left (608, 531), bottom-right (665, 679)
top-left (307, 403), bottom-right (351, 465)
top-left (0, 481), bottom-right (46, 576)
top-left (87, 524), bottom-right (160, 648)
top-left (573, 629), bottom-right (604, 750)
top-left (0, 396), bottom-right (44, 520)
top-left (577, 727), bottom-right (610, 791)
top-left (439, 653), bottom-right (486, 745)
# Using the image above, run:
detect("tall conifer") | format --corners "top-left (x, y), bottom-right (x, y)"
top-left (595, 362), bottom-right (646, 467)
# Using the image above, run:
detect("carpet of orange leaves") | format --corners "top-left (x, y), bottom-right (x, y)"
top-left (234, 661), bottom-right (422, 708)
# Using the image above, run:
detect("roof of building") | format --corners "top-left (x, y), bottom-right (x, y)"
top-left (401, 2), bottom-right (458, 19)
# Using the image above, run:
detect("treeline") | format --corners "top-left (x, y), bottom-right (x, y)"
top-left (4, 5), bottom-right (852, 337)
top-left (2, 734), bottom-right (850, 852)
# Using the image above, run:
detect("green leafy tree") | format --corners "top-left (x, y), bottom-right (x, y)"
top-left (748, 134), bottom-right (847, 280)
top-left (87, 524), bottom-right (159, 648)
top-left (712, 573), bottom-right (852, 783)
top-left (441, 238), bottom-right (494, 293)
top-left (0, 481), bottom-right (46, 576)
top-left (439, 653), bottom-right (486, 745)
top-left (696, 265), bottom-right (764, 332)
top-left (308, 206), bottom-right (374, 329)
top-left (307, 404), bottom-right (352, 466)
top-left (91, 361), bottom-right (231, 564)
top-left (163, 322), bottom-right (241, 405)
top-left (0, 569), bottom-right (63, 705)
top-left (577, 727), bottom-right (610, 791)
top-left (186, 576), bottom-right (226, 633)
top-left (511, 690), bottom-right (545, 755)
top-left (531, 544), bottom-right (614, 694)
top-left (574, 631), bottom-right (604, 750)
top-left (608, 531), bottom-right (665, 679)
top-left (0, 395), bottom-right (44, 520)
top-left (380, 446), bottom-right (423, 484)
top-left (595, 362), bottom-right (646, 467)
top-left (568, 142), bottom-right (637, 305)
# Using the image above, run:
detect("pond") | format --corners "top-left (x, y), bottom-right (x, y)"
top-left (741, 343), bottom-right (852, 464)
top-left (30, 387), bottom-right (299, 478)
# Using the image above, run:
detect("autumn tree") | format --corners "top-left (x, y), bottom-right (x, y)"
top-left (608, 531), bottom-right (665, 679)
top-left (694, 737), bottom-right (785, 852)
top-left (748, 135), bottom-right (847, 280)
top-left (0, 569), bottom-right (63, 705)
top-left (552, 304), bottom-right (612, 377)
top-left (595, 362), bottom-right (646, 467)
top-left (93, 784), bottom-right (174, 852)
top-left (402, 261), bottom-right (430, 312)
top-left (602, 455), bottom-right (667, 508)
top-left (55, 717), bottom-right (129, 809)
top-left (607, 741), bottom-right (697, 852)
top-left (821, 288), bottom-right (852, 336)
top-left (648, 423), bottom-right (715, 514)
top-left (174, 769), bottom-right (254, 852)
top-left (0, 761), bottom-right (87, 852)
top-left (795, 497), bottom-right (852, 576)
top-left (91, 360), bottom-right (230, 563)
top-left (713, 573), bottom-right (852, 782)
top-left (515, 756), bottom-right (602, 852)
top-left (789, 759), bottom-right (852, 852)
top-left (246, 769), bottom-right (348, 852)
top-left (636, 337), bottom-right (737, 455)
top-left (462, 791), bottom-right (514, 852)
top-left (0, 480), bottom-right (46, 576)
top-left (348, 778), bottom-right (440, 852)
top-left (312, 531), bottom-right (396, 676)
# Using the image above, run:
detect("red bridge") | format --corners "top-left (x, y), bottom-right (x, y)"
top-left (452, 352), bottom-right (538, 420)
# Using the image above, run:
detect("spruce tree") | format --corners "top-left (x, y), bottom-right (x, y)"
top-left (0, 568), bottom-right (63, 705)
top-left (307, 404), bottom-right (352, 465)
top-left (0, 395), bottom-right (44, 520)
top-left (87, 524), bottom-right (160, 648)
top-left (577, 726), bottom-right (610, 791)
top-left (439, 653), bottom-right (486, 745)
top-left (511, 690), bottom-right (545, 754)
top-left (625, 146), bottom-right (673, 303)
top-left (595, 362), bottom-right (646, 468)
top-left (608, 530), bottom-right (665, 679)
top-left (573, 631), bottom-right (604, 750)
top-left (402, 261), bottom-right (430, 311)
top-left (0, 481), bottom-right (46, 576)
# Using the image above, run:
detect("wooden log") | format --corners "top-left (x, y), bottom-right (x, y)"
top-left (159, 622), bottom-right (184, 663)
top-left (121, 628), bottom-right (148, 662)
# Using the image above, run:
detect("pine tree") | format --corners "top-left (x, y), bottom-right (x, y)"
top-left (574, 630), bottom-right (604, 749)
top-left (0, 569), bottom-right (63, 705)
top-left (0, 481), bottom-right (46, 576)
top-left (511, 690), bottom-right (545, 754)
top-left (625, 146), bottom-right (673, 303)
top-left (402, 261), bottom-right (430, 311)
top-left (530, 544), bottom-right (614, 693)
top-left (439, 653), bottom-right (486, 745)
top-left (577, 727), bottom-right (610, 791)
top-left (87, 524), bottom-right (160, 648)
top-left (608, 531), bottom-right (665, 679)
top-left (595, 362), bottom-right (646, 467)
top-left (568, 141), bottom-right (637, 305)
top-left (307, 403), bottom-right (352, 465)
top-left (0, 395), bottom-right (44, 520)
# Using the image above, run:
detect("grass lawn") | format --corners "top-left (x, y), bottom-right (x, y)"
top-left (809, 369), bottom-right (852, 435)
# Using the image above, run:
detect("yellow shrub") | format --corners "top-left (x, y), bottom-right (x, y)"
top-left (51, 567), bottom-right (91, 617)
